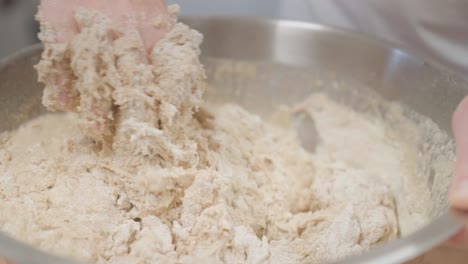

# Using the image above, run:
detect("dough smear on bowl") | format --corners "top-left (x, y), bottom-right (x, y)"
top-left (0, 6), bottom-right (402, 264)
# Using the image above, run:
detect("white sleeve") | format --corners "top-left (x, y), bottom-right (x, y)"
top-left (279, 0), bottom-right (468, 74)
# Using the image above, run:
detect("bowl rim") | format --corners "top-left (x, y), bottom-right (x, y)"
top-left (181, 15), bottom-right (468, 85)
top-left (1, 17), bottom-right (467, 264)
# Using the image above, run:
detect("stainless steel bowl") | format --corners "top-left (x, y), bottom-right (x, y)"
top-left (1, 17), bottom-right (468, 264)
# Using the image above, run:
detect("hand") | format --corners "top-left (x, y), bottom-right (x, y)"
top-left (449, 95), bottom-right (468, 245)
top-left (0, 258), bottom-right (14, 264)
top-left (37, 0), bottom-right (175, 112)
top-left (39, 0), bottom-right (173, 51)
top-left (38, 0), bottom-right (177, 141)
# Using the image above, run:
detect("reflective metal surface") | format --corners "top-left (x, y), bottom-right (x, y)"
top-left (1, 17), bottom-right (468, 264)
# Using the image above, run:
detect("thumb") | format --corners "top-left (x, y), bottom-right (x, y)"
top-left (450, 95), bottom-right (468, 210)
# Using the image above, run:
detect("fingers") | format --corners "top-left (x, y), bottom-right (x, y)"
top-left (446, 228), bottom-right (468, 247)
top-left (450, 95), bottom-right (468, 210)
top-left (449, 95), bottom-right (468, 247)
top-left (0, 258), bottom-right (14, 264)
top-left (37, 0), bottom-right (81, 112)
top-left (38, 0), bottom-right (172, 118)
top-left (51, 64), bottom-right (78, 112)
top-left (39, 0), bottom-right (79, 42)
top-left (126, 0), bottom-right (175, 52)
top-left (72, 0), bottom-right (175, 51)
top-left (39, 0), bottom-right (173, 49)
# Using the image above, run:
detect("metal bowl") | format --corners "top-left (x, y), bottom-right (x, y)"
top-left (1, 17), bottom-right (467, 264)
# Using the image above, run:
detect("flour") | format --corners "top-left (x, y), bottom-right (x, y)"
top-left (0, 6), bottom-right (403, 264)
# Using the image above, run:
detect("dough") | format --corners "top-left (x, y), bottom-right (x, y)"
top-left (35, 7), bottom-right (204, 167)
top-left (0, 6), bottom-right (399, 264)
top-left (0, 98), bottom-right (399, 263)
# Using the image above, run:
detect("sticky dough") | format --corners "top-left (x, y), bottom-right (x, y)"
top-left (0, 7), bottom-right (399, 264)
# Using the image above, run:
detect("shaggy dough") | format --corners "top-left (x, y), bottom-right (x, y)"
top-left (0, 6), bottom-right (399, 264)
top-left (36, 7), bottom-right (204, 166)
top-left (0, 99), bottom-right (399, 263)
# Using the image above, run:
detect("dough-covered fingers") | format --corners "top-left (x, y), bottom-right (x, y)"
top-left (129, 0), bottom-right (176, 52)
top-left (38, 0), bottom-right (79, 42)
top-left (39, 0), bottom-right (173, 50)
top-left (37, 0), bottom-right (173, 139)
